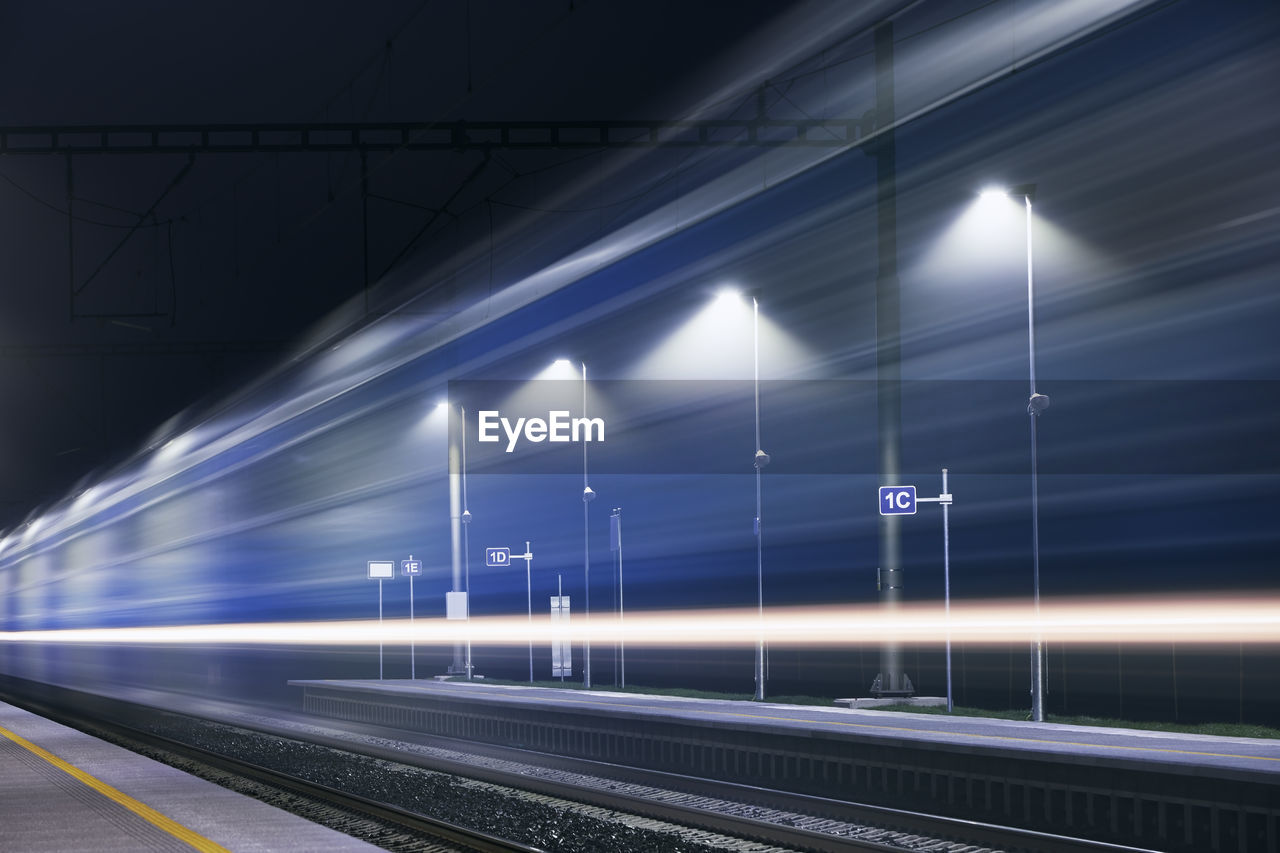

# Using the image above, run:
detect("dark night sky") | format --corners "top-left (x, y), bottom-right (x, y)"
top-left (0, 0), bottom-right (809, 528)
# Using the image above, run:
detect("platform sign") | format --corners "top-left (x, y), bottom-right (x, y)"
top-left (878, 485), bottom-right (917, 516)
top-left (402, 558), bottom-right (421, 576)
top-left (485, 547), bottom-right (511, 567)
top-left (367, 560), bottom-right (395, 579)
top-left (551, 595), bottom-right (571, 677)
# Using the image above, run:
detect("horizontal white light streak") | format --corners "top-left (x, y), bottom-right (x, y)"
top-left (2, 596), bottom-right (1277, 648)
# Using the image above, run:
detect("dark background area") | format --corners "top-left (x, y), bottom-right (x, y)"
top-left (0, 0), bottom-right (800, 528)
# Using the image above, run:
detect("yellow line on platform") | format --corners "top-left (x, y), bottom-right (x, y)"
top-left (0, 724), bottom-right (230, 852)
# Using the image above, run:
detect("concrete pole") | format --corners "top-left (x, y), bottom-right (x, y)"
top-left (873, 20), bottom-right (911, 698)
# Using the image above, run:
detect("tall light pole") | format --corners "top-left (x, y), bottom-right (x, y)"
top-left (709, 287), bottom-right (770, 699)
top-left (461, 405), bottom-right (473, 680)
top-left (982, 183), bottom-right (1049, 722)
top-left (751, 295), bottom-right (770, 701)
top-left (447, 402), bottom-right (467, 676)
top-left (1022, 185), bottom-right (1050, 724)
top-left (581, 361), bottom-right (596, 689)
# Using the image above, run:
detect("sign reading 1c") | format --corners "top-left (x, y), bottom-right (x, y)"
top-left (879, 485), bottom-right (917, 516)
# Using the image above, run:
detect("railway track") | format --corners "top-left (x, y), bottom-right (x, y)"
top-left (1, 680), bottom-right (1159, 853)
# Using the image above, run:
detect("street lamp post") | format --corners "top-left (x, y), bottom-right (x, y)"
top-left (461, 406), bottom-right (473, 680)
top-left (581, 362), bottom-right (596, 690)
top-left (1022, 187), bottom-right (1050, 724)
top-left (986, 183), bottom-right (1049, 723)
top-left (751, 296), bottom-right (770, 701)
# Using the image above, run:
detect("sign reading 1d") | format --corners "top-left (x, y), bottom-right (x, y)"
top-left (879, 485), bottom-right (917, 515)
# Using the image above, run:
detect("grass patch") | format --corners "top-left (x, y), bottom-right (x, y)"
top-left (454, 677), bottom-right (1280, 738)
top-left (871, 703), bottom-right (1280, 739)
top-left (454, 677), bottom-right (834, 705)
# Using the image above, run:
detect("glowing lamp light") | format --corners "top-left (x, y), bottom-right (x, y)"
top-left (535, 358), bottom-right (581, 381)
top-left (414, 397), bottom-right (450, 435)
top-left (712, 287), bottom-right (746, 310)
top-left (975, 187), bottom-right (1019, 221)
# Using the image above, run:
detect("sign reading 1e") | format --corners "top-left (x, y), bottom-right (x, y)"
top-left (879, 485), bottom-right (917, 516)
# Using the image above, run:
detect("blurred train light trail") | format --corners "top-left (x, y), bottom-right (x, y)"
top-left (3, 595), bottom-right (1277, 648)
top-left (20, 518), bottom-right (44, 545)
top-left (71, 486), bottom-right (100, 512)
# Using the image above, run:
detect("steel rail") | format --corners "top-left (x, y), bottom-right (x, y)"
top-left (303, 719), bottom-right (1162, 853)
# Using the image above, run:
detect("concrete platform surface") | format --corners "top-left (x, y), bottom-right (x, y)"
top-left (0, 699), bottom-right (378, 852)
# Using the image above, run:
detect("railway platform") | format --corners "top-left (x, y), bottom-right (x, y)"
top-left (0, 698), bottom-right (377, 852)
